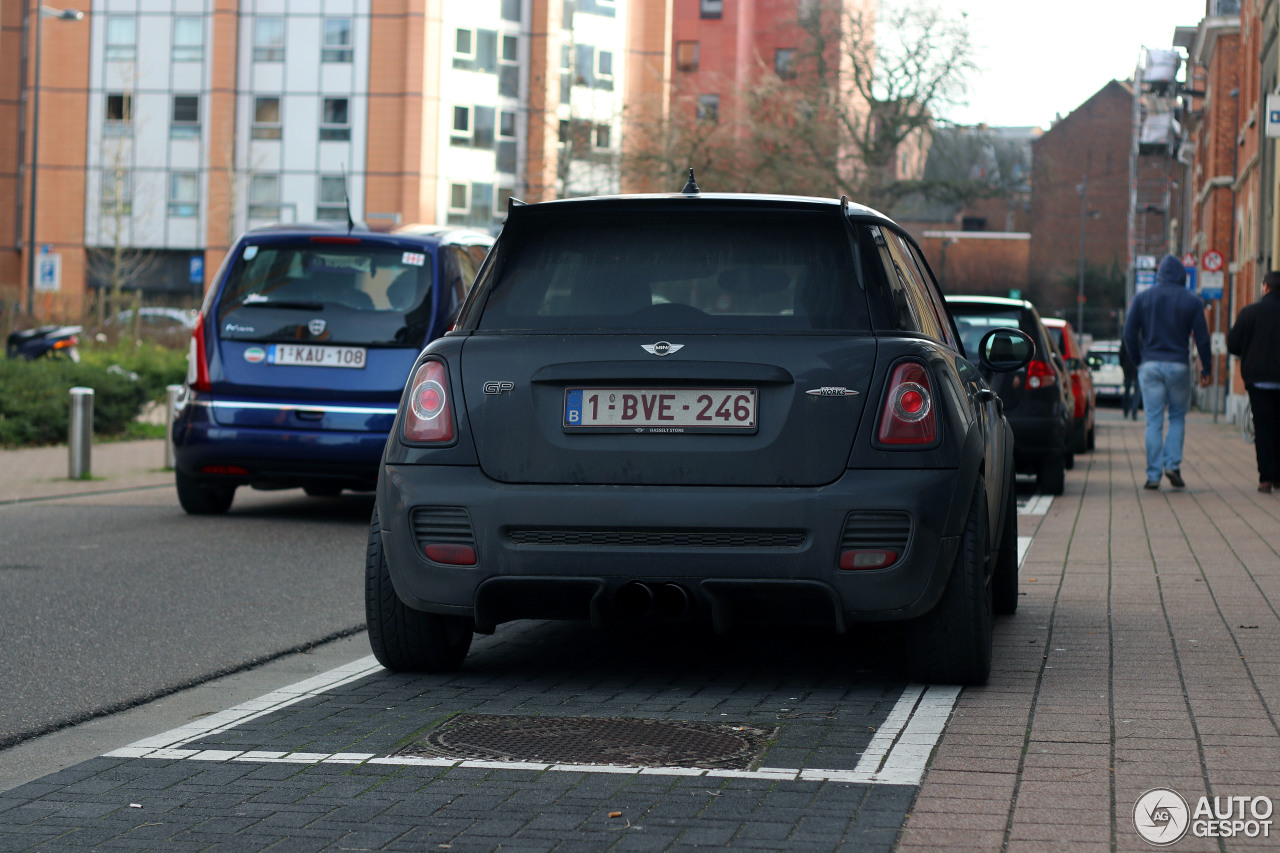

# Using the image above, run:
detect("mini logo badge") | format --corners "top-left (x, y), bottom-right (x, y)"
top-left (308, 318), bottom-right (326, 336)
top-left (244, 347), bottom-right (266, 364)
top-left (805, 387), bottom-right (860, 397)
top-left (641, 341), bottom-right (684, 357)
top-left (1134, 789), bottom-right (1190, 846)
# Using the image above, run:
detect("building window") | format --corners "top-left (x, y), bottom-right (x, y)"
top-left (499, 110), bottom-right (517, 138)
top-left (449, 182), bottom-right (468, 213)
top-left (473, 106), bottom-right (495, 149)
top-left (697, 94), bottom-right (720, 123)
top-left (502, 34), bottom-right (518, 62)
top-left (496, 187), bottom-right (514, 219)
top-left (171, 95), bottom-right (200, 139)
top-left (501, 0), bottom-right (521, 22)
top-left (172, 17), bottom-right (203, 63)
top-left (559, 119), bottom-right (570, 143)
top-left (248, 174), bottom-right (280, 220)
top-left (252, 97), bottom-right (282, 140)
top-left (456, 28), bottom-right (474, 58)
top-left (101, 168), bottom-right (132, 215)
top-left (675, 41), bottom-right (699, 72)
top-left (700, 0), bottom-right (723, 19)
top-left (105, 93), bottom-right (133, 135)
top-left (561, 43), bottom-right (572, 70)
top-left (322, 18), bottom-right (353, 63)
top-left (320, 98), bottom-right (351, 141)
top-left (254, 17), bottom-right (285, 62)
top-left (775, 48), bottom-right (796, 79)
top-left (452, 105), bottom-right (471, 145)
top-left (316, 176), bottom-right (348, 221)
top-left (169, 172), bottom-right (199, 217)
top-left (499, 35), bottom-right (519, 97)
top-left (597, 50), bottom-right (613, 80)
top-left (106, 16), bottom-right (137, 62)
top-left (594, 123), bottom-right (611, 149)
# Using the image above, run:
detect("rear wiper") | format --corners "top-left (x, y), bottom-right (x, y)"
top-left (239, 300), bottom-right (324, 311)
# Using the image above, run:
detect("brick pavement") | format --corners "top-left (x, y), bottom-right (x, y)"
top-left (0, 439), bottom-right (171, 503)
top-left (900, 409), bottom-right (1280, 852)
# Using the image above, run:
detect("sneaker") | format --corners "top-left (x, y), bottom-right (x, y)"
top-left (1165, 469), bottom-right (1185, 488)
top-left (1144, 480), bottom-right (1160, 490)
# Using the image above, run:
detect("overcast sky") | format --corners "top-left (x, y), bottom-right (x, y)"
top-left (925, 0), bottom-right (1210, 129)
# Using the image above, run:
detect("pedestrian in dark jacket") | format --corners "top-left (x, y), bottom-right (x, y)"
top-left (1120, 339), bottom-right (1141, 419)
top-left (1123, 255), bottom-right (1212, 490)
top-left (1227, 270), bottom-right (1280, 492)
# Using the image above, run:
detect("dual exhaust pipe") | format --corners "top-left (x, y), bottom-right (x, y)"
top-left (615, 581), bottom-right (693, 619)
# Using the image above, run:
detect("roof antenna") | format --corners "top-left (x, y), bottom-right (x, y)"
top-left (342, 163), bottom-right (355, 234)
top-left (681, 168), bottom-right (700, 195)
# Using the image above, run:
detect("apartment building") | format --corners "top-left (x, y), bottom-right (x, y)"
top-left (3, 0), bottom-right (643, 319)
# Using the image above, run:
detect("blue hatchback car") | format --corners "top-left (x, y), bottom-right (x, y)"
top-left (172, 222), bottom-right (493, 514)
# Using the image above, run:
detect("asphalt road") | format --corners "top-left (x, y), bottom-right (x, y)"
top-left (0, 487), bottom-right (372, 748)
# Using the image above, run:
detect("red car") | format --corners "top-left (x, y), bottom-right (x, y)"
top-left (1042, 318), bottom-right (1095, 454)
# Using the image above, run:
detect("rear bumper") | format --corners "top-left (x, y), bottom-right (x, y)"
top-left (172, 399), bottom-right (388, 490)
top-left (376, 464), bottom-right (972, 632)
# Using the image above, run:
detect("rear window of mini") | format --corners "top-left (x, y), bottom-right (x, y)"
top-left (473, 211), bottom-right (872, 332)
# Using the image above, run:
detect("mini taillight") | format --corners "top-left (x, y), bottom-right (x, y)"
top-left (187, 311), bottom-right (211, 392)
top-left (1026, 360), bottom-right (1057, 389)
top-left (403, 360), bottom-right (455, 443)
top-left (839, 549), bottom-right (899, 570)
top-left (877, 362), bottom-right (937, 446)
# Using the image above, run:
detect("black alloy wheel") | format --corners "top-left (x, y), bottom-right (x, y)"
top-left (175, 471), bottom-right (235, 515)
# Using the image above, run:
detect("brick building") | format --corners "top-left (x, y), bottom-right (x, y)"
top-left (1028, 81), bottom-right (1133, 326)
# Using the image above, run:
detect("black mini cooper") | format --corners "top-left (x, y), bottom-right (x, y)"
top-left (367, 188), bottom-right (1032, 684)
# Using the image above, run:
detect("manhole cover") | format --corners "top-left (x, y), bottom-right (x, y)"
top-left (396, 714), bottom-right (778, 769)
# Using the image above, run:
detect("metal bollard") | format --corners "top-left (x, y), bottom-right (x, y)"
top-left (68, 387), bottom-right (94, 480)
top-left (164, 384), bottom-right (182, 470)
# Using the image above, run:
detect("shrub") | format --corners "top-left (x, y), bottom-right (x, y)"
top-left (0, 339), bottom-right (185, 447)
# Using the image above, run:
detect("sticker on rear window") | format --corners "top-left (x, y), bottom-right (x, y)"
top-left (243, 245), bottom-right (259, 260)
top-left (402, 252), bottom-right (425, 267)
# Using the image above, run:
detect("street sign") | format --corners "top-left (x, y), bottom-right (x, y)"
top-left (189, 255), bottom-right (204, 284)
top-left (1182, 251), bottom-right (1197, 267)
top-left (35, 252), bottom-right (61, 292)
top-left (1184, 266), bottom-right (1197, 291)
top-left (1268, 94), bottom-right (1280, 137)
top-left (1200, 269), bottom-right (1224, 299)
top-left (1203, 250), bottom-right (1224, 272)
top-left (1211, 332), bottom-right (1227, 355)
top-left (1136, 255), bottom-right (1158, 270)
top-left (1136, 270), bottom-right (1157, 293)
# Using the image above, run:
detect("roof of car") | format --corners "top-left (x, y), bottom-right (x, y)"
top-left (1040, 317), bottom-right (1070, 328)
top-left (507, 192), bottom-right (893, 222)
top-left (243, 221), bottom-right (492, 245)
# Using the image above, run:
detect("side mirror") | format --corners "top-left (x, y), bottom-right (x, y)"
top-left (977, 328), bottom-right (1034, 373)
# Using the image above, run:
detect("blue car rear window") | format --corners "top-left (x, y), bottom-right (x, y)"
top-left (217, 241), bottom-right (435, 346)
top-left (474, 212), bottom-right (870, 332)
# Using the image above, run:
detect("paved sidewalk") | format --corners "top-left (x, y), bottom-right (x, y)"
top-left (899, 409), bottom-right (1280, 852)
top-left (0, 439), bottom-right (172, 503)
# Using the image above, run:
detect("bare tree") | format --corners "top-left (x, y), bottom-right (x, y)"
top-left (623, 1), bottom-right (987, 209)
top-left (87, 128), bottom-right (158, 330)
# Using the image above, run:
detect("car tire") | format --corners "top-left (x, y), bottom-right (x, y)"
top-left (993, 479), bottom-right (1019, 616)
top-left (1086, 425), bottom-right (1096, 451)
top-left (1064, 451), bottom-right (1075, 470)
top-left (1037, 454), bottom-right (1065, 496)
top-left (907, 478), bottom-right (993, 685)
top-left (175, 471), bottom-right (235, 515)
top-left (366, 506), bottom-right (473, 672)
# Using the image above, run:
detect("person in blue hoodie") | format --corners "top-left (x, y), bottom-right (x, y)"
top-left (1123, 255), bottom-right (1212, 490)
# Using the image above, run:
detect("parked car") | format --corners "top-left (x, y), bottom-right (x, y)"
top-left (947, 295), bottom-right (1074, 495)
top-left (110, 307), bottom-right (199, 331)
top-left (1042, 317), bottom-right (1096, 453)
top-left (1086, 340), bottom-right (1125, 403)
top-left (171, 221), bottom-right (494, 514)
top-left (367, 189), bottom-right (1034, 685)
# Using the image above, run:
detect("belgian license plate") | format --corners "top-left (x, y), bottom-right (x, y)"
top-left (564, 388), bottom-right (757, 432)
top-left (268, 344), bottom-right (367, 368)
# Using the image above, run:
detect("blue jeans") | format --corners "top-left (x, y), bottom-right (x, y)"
top-left (1138, 361), bottom-right (1192, 482)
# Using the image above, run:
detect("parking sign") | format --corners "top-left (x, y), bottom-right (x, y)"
top-left (35, 253), bottom-right (61, 292)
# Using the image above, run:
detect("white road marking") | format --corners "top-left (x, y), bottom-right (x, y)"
top-left (1018, 536), bottom-right (1033, 568)
top-left (1018, 495), bottom-right (1054, 516)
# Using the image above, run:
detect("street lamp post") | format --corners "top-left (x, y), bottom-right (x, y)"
top-left (1076, 177), bottom-right (1101, 335)
top-left (24, 4), bottom-right (84, 318)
